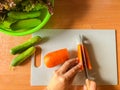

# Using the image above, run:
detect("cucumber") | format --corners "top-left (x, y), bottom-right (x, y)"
top-left (10, 36), bottom-right (42, 55)
top-left (8, 11), bottom-right (41, 20)
top-left (0, 17), bottom-right (17, 30)
top-left (10, 46), bottom-right (36, 66)
top-left (10, 18), bottom-right (41, 30)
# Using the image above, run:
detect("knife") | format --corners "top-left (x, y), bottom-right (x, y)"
top-left (78, 35), bottom-right (91, 90)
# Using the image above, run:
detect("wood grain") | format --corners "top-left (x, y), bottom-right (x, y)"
top-left (0, 0), bottom-right (120, 90)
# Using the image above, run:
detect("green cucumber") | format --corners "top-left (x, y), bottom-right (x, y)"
top-left (10, 18), bottom-right (41, 30)
top-left (10, 36), bottom-right (42, 55)
top-left (0, 17), bottom-right (16, 30)
top-left (10, 46), bottom-right (36, 66)
top-left (8, 11), bottom-right (41, 20)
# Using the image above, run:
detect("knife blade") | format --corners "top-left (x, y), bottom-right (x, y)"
top-left (79, 35), bottom-right (91, 90)
top-left (79, 35), bottom-right (90, 79)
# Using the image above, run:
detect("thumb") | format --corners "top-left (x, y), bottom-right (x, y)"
top-left (83, 85), bottom-right (87, 90)
top-left (83, 79), bottom-right (96, 90)
top-left (89, 80), bottom-right (96, 90)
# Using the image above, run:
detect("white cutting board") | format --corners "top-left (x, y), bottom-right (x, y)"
top-left (31, 29), bottom-right (117, 86)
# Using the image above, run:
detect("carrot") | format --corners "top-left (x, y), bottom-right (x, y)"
top-left (44, 48), bottom-right (69, 68)
top-left (77, 44), bottom-right (92, 70)
top-left (77, 44), bottom-right (84, 70)
top-left (84, 46), bottom-right (92, 70)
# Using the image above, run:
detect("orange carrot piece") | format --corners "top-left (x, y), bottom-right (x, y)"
top-left (77, 44), bottom-right (92, 70)
top-left (77, 44), bottom-right (84, 70)
top-left (84, 47), bottom-right (92, 70)
top-left (44, 48), bottom-right (69, 68)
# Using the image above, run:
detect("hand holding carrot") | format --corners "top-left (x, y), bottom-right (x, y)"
top-left (46, 58), bottom-right (82, 90)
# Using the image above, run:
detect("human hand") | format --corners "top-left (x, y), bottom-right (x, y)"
top-left (46, 58), bottom-right (82, 90)
top-left (83, 79), bottom-right (96, 90)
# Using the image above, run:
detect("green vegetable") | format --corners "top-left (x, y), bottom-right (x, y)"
top-left (8, 11), bottom-right (41, 20)
top-left (23, 3), bottom-right (45, 12)
top-left (0, 17), bottom-right (16, 29)
top-left (10, 46), bottom-right (36, 67)
top-left (0, 22), bottom-right (5, 29)
top-left (17, 0), bottom-right (46, 12)
top-left (2, 20), bottom-right (12, 29)
top-left (10, 18), bottom-right (41, 30)
top-left (10, 36), bottom-right (42, 55)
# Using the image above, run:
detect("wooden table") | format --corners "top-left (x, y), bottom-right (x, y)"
top-left (0, 0), bottom-right (120, 90)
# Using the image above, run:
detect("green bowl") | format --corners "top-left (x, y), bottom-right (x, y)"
top-left (0, 8), bottom-right (51, 36)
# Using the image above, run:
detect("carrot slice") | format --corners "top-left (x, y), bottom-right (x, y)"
top-left (77, 44), bottom-right (92, 70)
top-left (77, 44), bottom-right (84, 70)
top-left (44, 48), bottom-right (69, 68)
top-left (84, 47), bottom-right (92, 70)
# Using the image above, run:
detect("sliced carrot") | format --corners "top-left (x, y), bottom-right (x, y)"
top-left (77, 44), bottom-right (84, 70)
top-left (84, 47), bottom-right (92, 70)
top-left (77, 44), bottom-right (92, 70)
top-left (44, 48), bottom-right (69, 68)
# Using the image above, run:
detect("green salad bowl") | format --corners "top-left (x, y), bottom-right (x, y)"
top-left (0, 6), bottom-right (52, 36)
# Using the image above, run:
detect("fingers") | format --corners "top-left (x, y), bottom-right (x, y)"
top-left (58, 58), bottom-right (79, 74)
top-left (83, 84), bottom-right (87, 90)
top-left (89, 80), bottom-right (96, 90)
top-left (54, 58), bottom-right (82, 82)
top-left (64, 63), bottom-right (82, 79)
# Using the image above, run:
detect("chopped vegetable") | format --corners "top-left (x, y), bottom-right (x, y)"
top-left (44, 48), bottom-right (69, 68)
top-left (77, 44), bottom-right (92, 70)
top-left (8, 11), bottom-right (41, 20)
top-left (0, 0), bottom-right (53, 21)
top-left (84, 46), bottom-right (92, 70)
top-left (10, 46), bottom-right (36, 68)
top-left (77, 44), bottom-right (84, 70)
top-left (10, 18), bottom-right (41, 30)
top-left (10, 36), bottom-right (42, 55)
top-left (0, 0), bottom-right (54, 30)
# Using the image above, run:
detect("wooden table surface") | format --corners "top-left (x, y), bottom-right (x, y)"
top-left (0, 0), bottom-right (120, 90)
